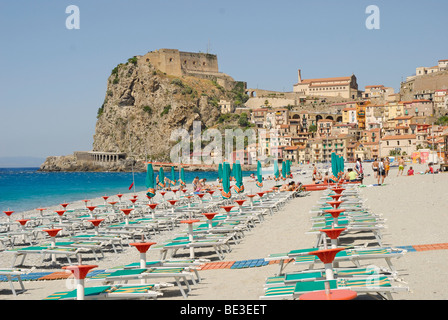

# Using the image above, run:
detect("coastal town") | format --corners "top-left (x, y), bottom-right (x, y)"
top-left (221, 58), bottom-right (448, 167)
top-left (38, 50), bottom-right (448, 172)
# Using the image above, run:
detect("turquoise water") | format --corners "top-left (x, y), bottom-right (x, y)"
top-left (0, 168), bottom-right (255, 214)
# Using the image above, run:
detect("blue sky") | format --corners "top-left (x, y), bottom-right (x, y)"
top-left (0, 0), bottom-right (447, 161)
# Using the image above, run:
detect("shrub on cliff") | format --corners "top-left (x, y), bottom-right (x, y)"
top-left (127, 56), bottom-right (138, 65)
top-left (160, 105), bottom-right (171, 116)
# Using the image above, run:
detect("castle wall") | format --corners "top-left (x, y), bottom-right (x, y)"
top-left (143, 49), bottom-right (183, 77)
top-left (401, 70), bottom-right (448, 101)
top-left (179, 51), bottom-right (219, 74)
top-left (245, 97), bottom-right (298, 109)
top-left (143, 49), bottom-right (219, 77)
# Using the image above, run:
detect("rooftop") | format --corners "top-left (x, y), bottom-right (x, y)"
top-left (382, 134), bottom-right (416, 140)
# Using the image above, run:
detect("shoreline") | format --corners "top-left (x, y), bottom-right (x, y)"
top-left (0, 165), bottom-right (312, 221)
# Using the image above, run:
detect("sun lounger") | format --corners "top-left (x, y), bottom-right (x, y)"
top-left (0, 235), bottom-right (15, 250)
top-left (260, 276), bottom-right (409, 300)
top-left (43, 284), bottom-right (164, 300)
top-left (263, 266), bottom-right (395, 288)
top-left (191, 219), bottom-right (248, 239)
top-left (308, 220), bottom-right (385, 246)
top-left (87, 267), bottom-right (196, 298)
top-left (266, 246), bottom-right (406, 275)
top-left (69, 234), bottom-right (125, 253)
top-left (293, 247), bottom-right (406, 273)
top-left (0, 268), bottom-right (34, 296)
top-left (6, 245), bottom-right (88, 267)
top-left (112, 259), bottom-right (208, 282)
top-left (4, 230), bottom-right (38, 246)
top-left (41, 241), bottom-right (106, 261)
top-left (151, 237), bottom-right (232, 261)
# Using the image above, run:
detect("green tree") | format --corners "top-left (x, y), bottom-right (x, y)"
top-left (238, 113), bottom-right (249, 127)
top-left (436, 115), bottom-right (448, 125)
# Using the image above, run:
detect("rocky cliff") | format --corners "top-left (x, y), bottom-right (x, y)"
top-left (39, 54), bottom-right (249, 172)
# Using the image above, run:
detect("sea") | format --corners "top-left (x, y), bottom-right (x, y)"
top-left (0, 167), bottom-right (257, 214)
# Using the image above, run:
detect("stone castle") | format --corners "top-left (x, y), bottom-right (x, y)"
top-left (142, 49), bottom-right (237, 90)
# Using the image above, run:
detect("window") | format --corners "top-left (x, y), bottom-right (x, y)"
top-left (397, 141), bottom-right (400, 146)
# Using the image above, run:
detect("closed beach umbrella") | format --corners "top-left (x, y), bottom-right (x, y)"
top-left (170, 166), bottom-right (176, 186)
top-left (338, 155), bottom-right (344, 176)
top-left (256, 161), bottom-right (263, 188)
top-left (158, 168), bottom-right (165, 188)
top-left (180, 167), bottom-right (186, 187)
top-left (282, 161), bottom-right (287, 180)
top-left (222, 162), bottom-right (231, 199)
top-left (336, 154), bottom-right (341, 177)
top-left (218, 163), bottom-right (223, 183)
top-left (274, 160), bottom-right (279, 181)
top-left (145, 163), bottom-right (156, 198)
top-left (331, 153), bottom-right (338, 178)
top-left (287, 160), bottom-right (291, 177)
top-left (234, 161), bottom-right (244, 193)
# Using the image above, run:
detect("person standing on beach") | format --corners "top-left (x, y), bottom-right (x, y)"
top-left (385, 157), bottom-right (390, 177)
top-left (397, 157), bottom-right (405, 176)
top-left (372, 158), bottom-right (379, 179)
top-left (377, 158), bottom-right (386, 185)
top-left (354, 158), bottom-right (364, 184)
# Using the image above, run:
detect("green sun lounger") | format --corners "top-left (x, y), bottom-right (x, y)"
top-left (260, 276), bottom-right (408, 300)
top-left (267, 246), bottom-right (405, 275)
top-left (151, 237), bottom-right (231, 261)
top-left (43, 284), bottom-right (163, 300)
top-left (293, 247), bottom-right (406, 273)
top-left (87, 267), bottom-right (196, 298)
top-left (264, 266), bottom-right (383, 287)
top-left (6, 245), bottom-right (86, 267)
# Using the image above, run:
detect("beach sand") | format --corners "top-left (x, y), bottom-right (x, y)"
top-left (1, 162), bottom-right (447, 300)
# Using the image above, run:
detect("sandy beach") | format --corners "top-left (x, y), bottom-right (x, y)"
top-left (1, 162), bottom-right (447, 301)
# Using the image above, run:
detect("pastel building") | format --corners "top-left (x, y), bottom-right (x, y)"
top-left (293, 69), bottom-right (359, 99)
top-left (364, 85), bottom-right (395, 99)
top-left (380, 134), bottom-right (417, 157)
top-left (342, 107), bottom-right (357, 124)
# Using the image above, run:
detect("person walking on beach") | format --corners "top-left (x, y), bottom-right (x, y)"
top-left (397, 157), bottom-right (405, 176)
top-left (377, 158), bottom-right (386, 185)
top-left (372, 158), bottom-right (379, 179)
top-left (354, 158), bottom-right (364, 184)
